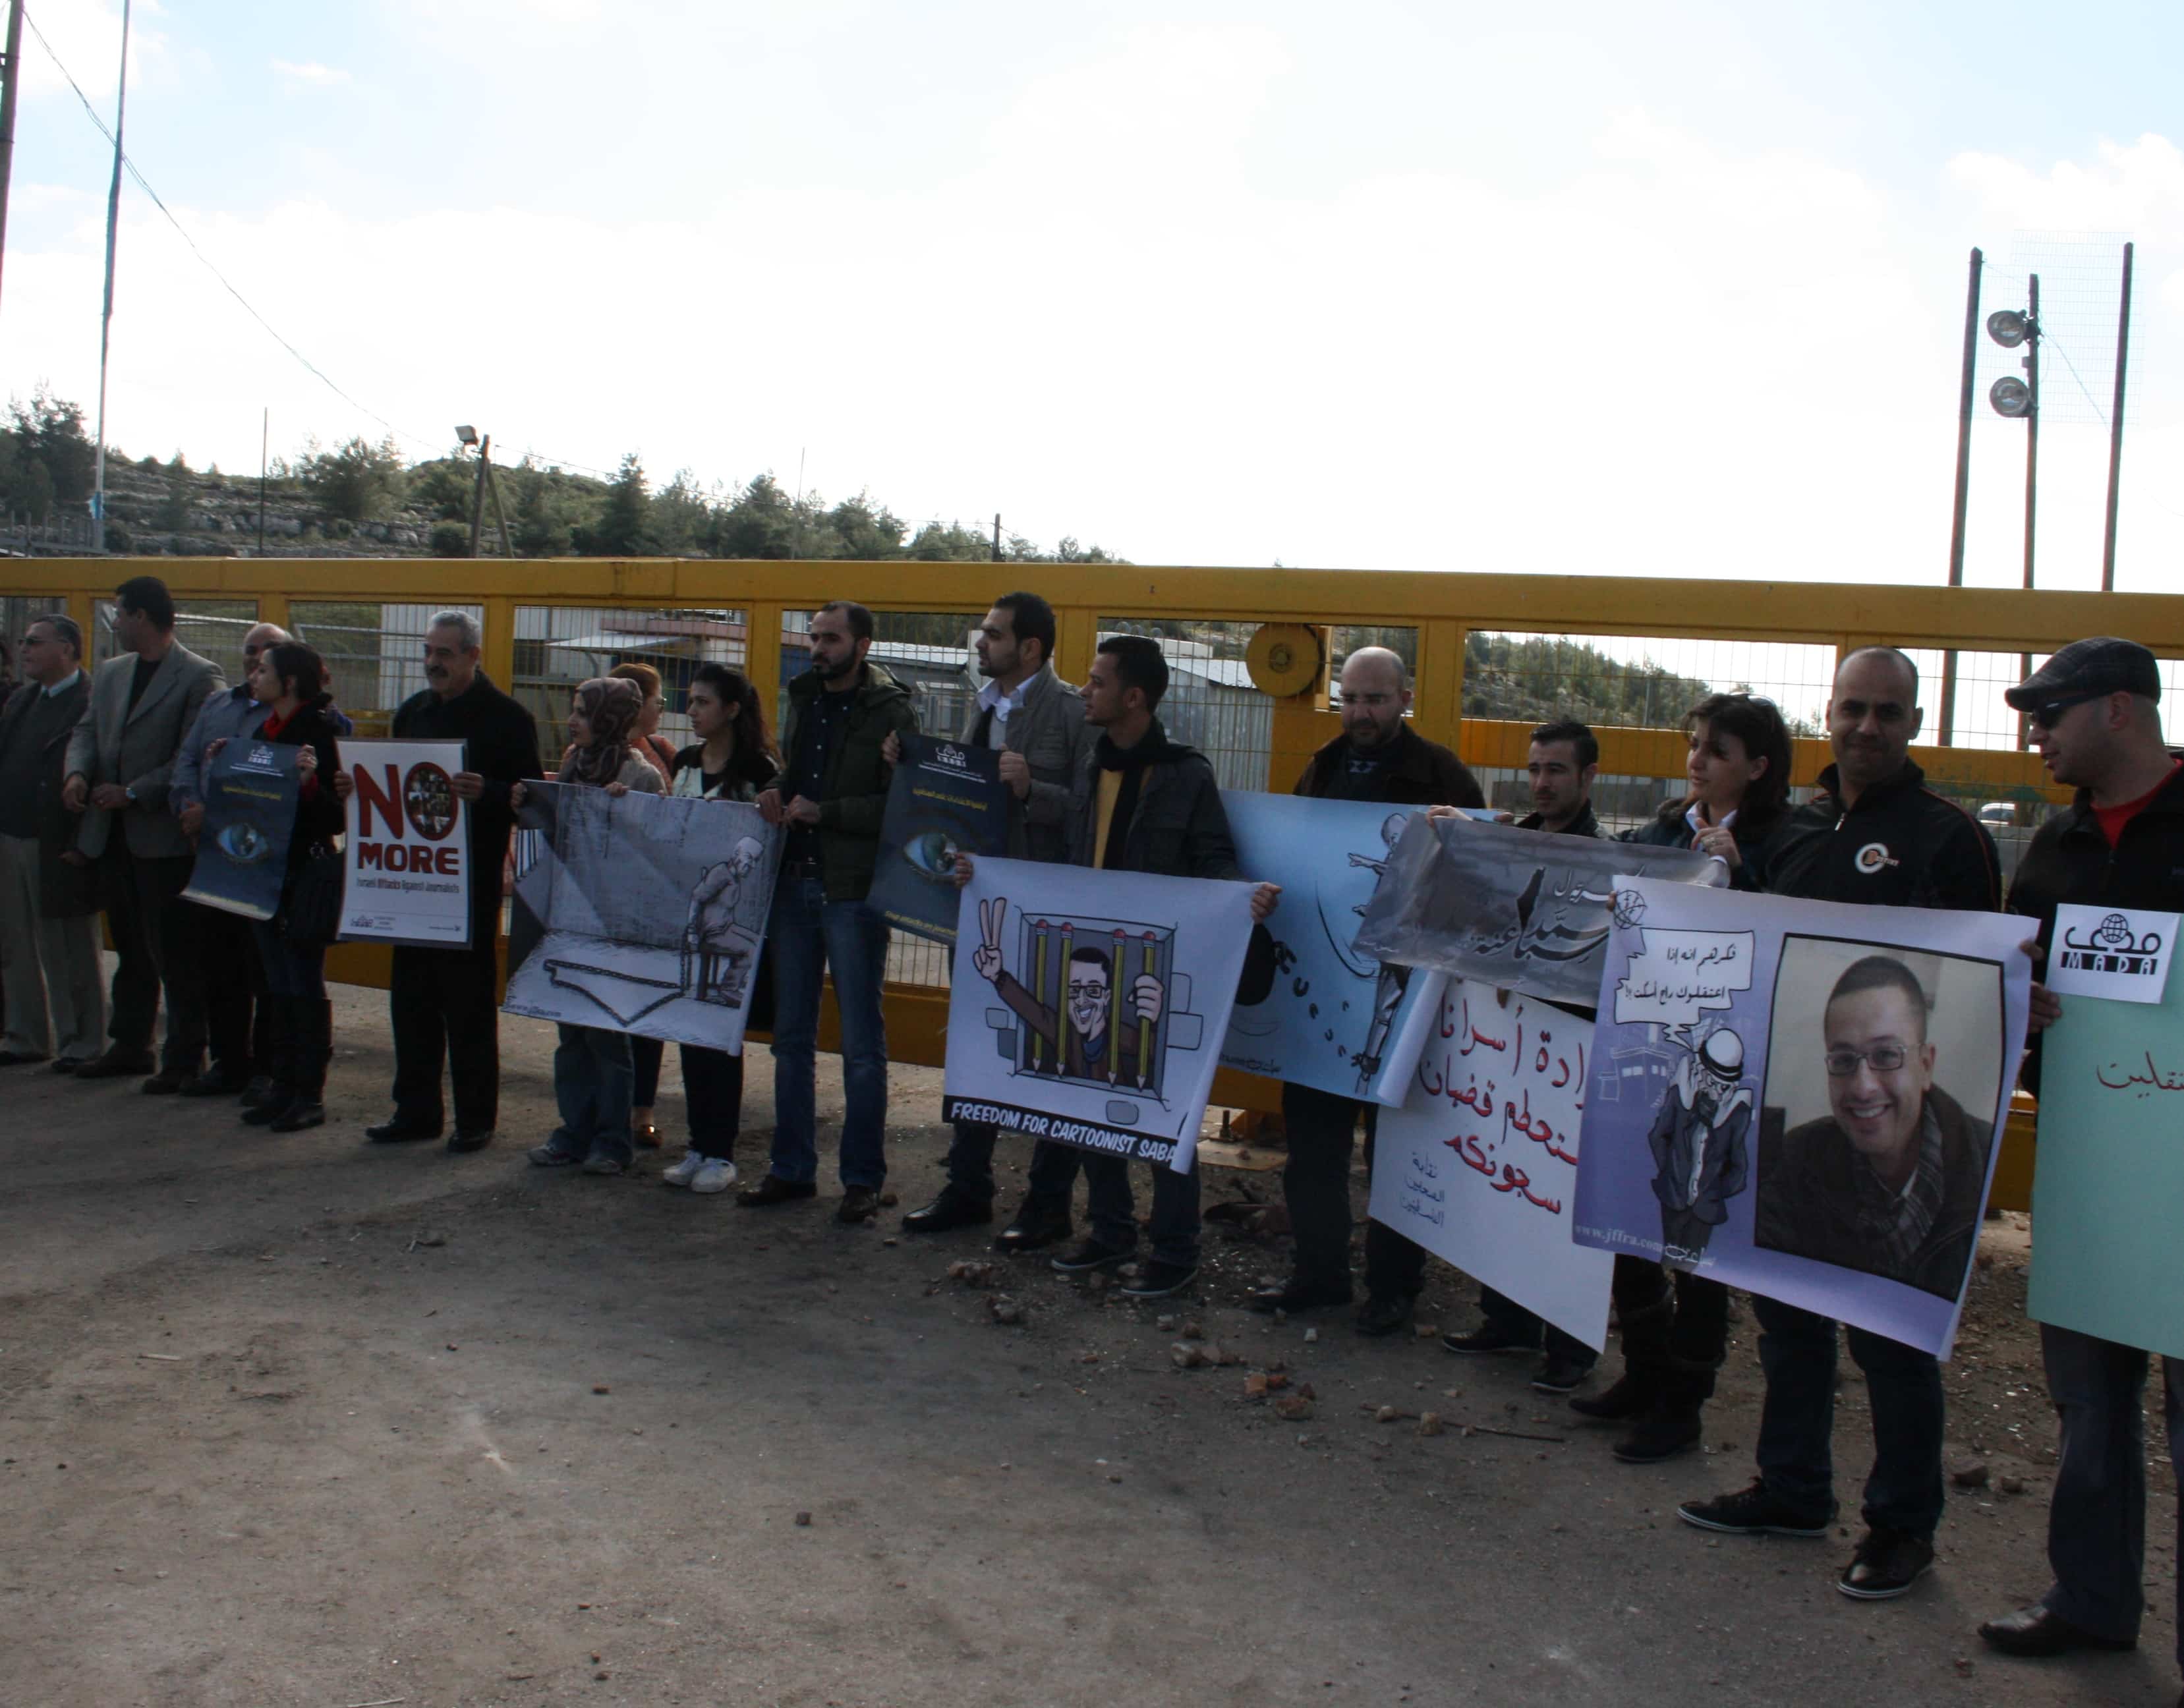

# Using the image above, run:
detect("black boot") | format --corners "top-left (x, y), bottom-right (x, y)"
top-left (269, 999), bottom-right (330, 1133)
top-left (240, 1001), bottom-right (296, 1126)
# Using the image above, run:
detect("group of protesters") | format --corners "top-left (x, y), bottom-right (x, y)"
top-left (1, 572), bottom-right (2175, 1692)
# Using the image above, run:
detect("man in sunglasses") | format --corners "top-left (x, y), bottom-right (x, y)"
top-left (1681, 645), bottom-right (2000, 1603)
top-left (1977, 637), bottom-right (2183, 1688)
top-left (1754, 955), bottom-right (1990, 1297)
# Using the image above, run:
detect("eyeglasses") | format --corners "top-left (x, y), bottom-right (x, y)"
top-left (2026, 690), bottom-right (2108, 731)
top-left (1067, 982), bottom-right (1110, 1000)
top-left (1825, 1044), bottom-right (1909, 1077)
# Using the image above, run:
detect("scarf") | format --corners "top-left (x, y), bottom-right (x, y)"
top-left (1849, 1099), bottom-right (1948, 1275)
top-left (567, 676), bottom-right (643, 789)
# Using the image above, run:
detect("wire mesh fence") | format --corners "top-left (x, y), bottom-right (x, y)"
top-left (292, 602), bottom-right (486, 737)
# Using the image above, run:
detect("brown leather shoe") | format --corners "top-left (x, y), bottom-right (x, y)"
top-left (836, 1186), bottom-right (881, 1225)
top-left (736, 1174), bottom-right (818, 1208)
top-left (71, 1048), bottom-right (157, 1081)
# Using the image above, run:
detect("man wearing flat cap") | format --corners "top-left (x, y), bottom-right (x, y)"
top-left (1977, 637), bottom-right (2184, 1697)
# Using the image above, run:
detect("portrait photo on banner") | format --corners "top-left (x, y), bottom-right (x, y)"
top-left (1572, 875), bottom-right (2028, 1357)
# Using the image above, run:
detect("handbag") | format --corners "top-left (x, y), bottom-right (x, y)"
top-left (282, 844), bottom-right (345, 945)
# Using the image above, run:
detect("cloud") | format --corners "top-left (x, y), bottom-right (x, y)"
top-left (271, 59), bottom-right (351, 86)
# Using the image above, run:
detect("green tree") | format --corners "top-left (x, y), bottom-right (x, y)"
top-left (154, 455), bottom-right (192, 532)
top-left (712, 472), bottom-right (799, 559)
top-left (299, 434), bottom-right (407, 523)
top-left (3, 386), bottom-right (96, 514)
top-left (509, 465), bottom-right (589, 557)
top-left (575, 453), bottom-right (655, 556)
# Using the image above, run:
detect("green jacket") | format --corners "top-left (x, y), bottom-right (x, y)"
top-left (778, 660), bottom-right (920, 901)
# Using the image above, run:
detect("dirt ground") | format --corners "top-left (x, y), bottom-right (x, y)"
top-left (3, 982), bottom-right (2175, 1708)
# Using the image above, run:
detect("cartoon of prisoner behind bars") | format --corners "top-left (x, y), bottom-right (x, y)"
top-left (972, 896), bottom-right (1172, 1095)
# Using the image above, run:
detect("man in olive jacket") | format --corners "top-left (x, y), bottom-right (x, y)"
top-left (61, 576), bottom-right (226, 1089)
top-left (0, 613), bottom-right (103, 1068)
top-left (744, 600), bottom-right (920, 1223)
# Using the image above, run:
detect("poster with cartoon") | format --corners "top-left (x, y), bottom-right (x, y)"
top-left (1218, 792), bottom-right (1451, 1106)
top-left (1368, 979), bottom-right (1615, 1349)
top-left (502, 782), bottom-right (782, 1053)
top-left (182, 739), bottom-right (301, 921)
top-left (1571, 875), bottom-right (2031, 1357)
top-left (2028, 915), bottom-right (2184, 1359)
top-left (337, 737), bottom-right (473, 948)
top-left (863, 734), bottom-right (1008, 946)
top-left (1352, 812), bottom-right (1727, 1008)
top-left (941, 855), bottom-right (1259, 1172)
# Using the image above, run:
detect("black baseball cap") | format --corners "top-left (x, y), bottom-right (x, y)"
top-left (2004, 637), bottom-right (2161, 709)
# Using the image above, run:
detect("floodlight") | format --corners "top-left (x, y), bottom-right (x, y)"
top-left (455, 424), bottom-right (480, 447)
top-left (1989, 376), bottom-right (2032, 418)
top-left (1986, 310), bottom-right (2032, 349)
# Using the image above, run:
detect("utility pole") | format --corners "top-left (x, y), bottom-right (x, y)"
top-left (90, 0), bottom-right (132, 553)
top-left (2101, 242), bottom-right (2134, 592)
top-left (257, 407), bottom-right (268, 555)
top-left (467, 434), bottom-right (492, 557)
top-left (991, 513), bottom-right (1002, 563)
top-left (2017, 274), bottom-right (2041, 751)
top-left (0, 0), bottom-right (27, 326)
top-left (1938, 246), bottom-right (1982, 748)
top-left (484, 455), bottom-right (513, 557)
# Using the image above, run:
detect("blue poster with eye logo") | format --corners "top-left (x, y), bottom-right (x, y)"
top-left (182, 739), bottom-right (300, 921)
top-left (863, 734), bottom-right (1007, 946)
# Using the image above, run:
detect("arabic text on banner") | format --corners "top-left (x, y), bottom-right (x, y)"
top-left (863, 734), bottom-right (1007, 946)
top-left (502, 783), bottom-right (782, 1054)
top-left (1570, 876), bottom-right (2030, 1359)
top-left (1369, 979), bottom-right (1614, 1350)
top-left (337, 737), bottom-right (473, 948)
top-left (941, 855), bottom-right (1256, 1174)
top-left (1219, 791), bottom-right (1447, 1108)
top-left (181, 739), bottom-right (301, 921)
top-left (1352, 812), bottom-right (1727, 1009)
top-left (2027, 967), bottom-right (2184, 1359)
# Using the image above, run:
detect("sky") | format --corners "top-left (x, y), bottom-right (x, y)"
top-left (1, 0), bottom-right (2180, 593)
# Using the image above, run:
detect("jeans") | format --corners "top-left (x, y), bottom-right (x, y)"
top-left (1282, 1081), bottom-right (1427, 1301)
top-left (101, 845), bottom-right (205, 1072)
top-left (251, 921), bottom-right (326, 999)
top-left (1084, 1153), bottom-right (1200, 1268)
top-left (944, 1124), bottom-right (1083, 1209)
top-left (1610, 1255), bottom-right (1730, 1407)
top-left (680, 1044), bottom-right (745, 1160)
top-left (2037, 1323), bottom-right (2183, 1662)
top-left (389, 939), bottom-right (502, 1134)
top-left (766, 872), bottom-right (890, 1189)
top-left (1480, 1286), bottom-right (1599, 1368)
top-left (552, 1023), bottom-right (635, 1165)
top-left (1752, 1293), bottom-right (1945, 1536)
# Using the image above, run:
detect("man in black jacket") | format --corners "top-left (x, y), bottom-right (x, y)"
top-left (339, 611), bottom-right (540, 1153)
top-left (1249, 646), bottom-right (1485, 1334)
top-left (1681, 646), bottom-right (2001, 1604)
top-left (1975, 639), bottom-right (2183, 1690)
top-left (994, 634), bottom-right (1278, 1299)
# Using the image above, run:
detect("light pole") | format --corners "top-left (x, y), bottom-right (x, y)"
top-left (456, 424), bottom-right (511, 558)
top-left (1987, 284), bottom-right (2040, 747)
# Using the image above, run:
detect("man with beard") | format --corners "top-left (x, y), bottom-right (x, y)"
top-left (337, 610), bottom-right (540, 1154)
top-left (900, 591), bottom-right (1094, 1244)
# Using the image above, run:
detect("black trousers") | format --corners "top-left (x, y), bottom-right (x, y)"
top-left (1480, 1286), bottom-right (1599, 1367)
top-left (389, 939), bottom-right (502, 1133)
top-left (191, 897), bottom-right (262, 1073)
top-left (1281, 1080), bottom-right (1427, 1301)
top-left (101, 845), bottom-right (205, 1072)
top-left (1609, 1253), bottom-right (1731, 1406)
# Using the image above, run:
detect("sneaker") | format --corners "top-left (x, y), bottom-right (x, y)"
top-left (1677, 1477), bottom-right (1835, 1538)
top-left (1122, 1260), bottom-right (1199, 1299)
top-left (689, 1157), bottom-right (738, 1195)
top-left (580, 1150), bottom-right (628, 1177)
top-left (1837, 1527), bottom-right (1934, 1600)
top-left (1532, 1352), bottom-right (1597, 1394)
top-left (1441, 1324), bottom-right (1542, 1355)
top-left (1050, 1238), bottom-right (1132, 1274)
top-left (662, 1149), bottom-right (708, 1188)
top-left (527, 1142), bottom-right (584, 1168)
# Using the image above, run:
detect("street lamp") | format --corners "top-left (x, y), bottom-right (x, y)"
top-left (456, 424), bottom-right (501, 557)
top-left (1987, 280), bottom-right (2040, 747)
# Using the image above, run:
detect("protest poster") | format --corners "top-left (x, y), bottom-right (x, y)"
top-left (1219, 791), bottom-right (1449, 1106)
top-left (863, 734), bottom-right (1007, 946)
top-left (181, 738), bottom-right (299, 921)
top-left (2028, 929), bottom-right (2184, 1359)
top-left (1352, 812), bottom-right (1727, 1008)
top-left (1368, 979), bottom-right (1615, 1350)
top-left (337, 737), bottom-right (473, 948)
top-left (2042, 901), bottom-right (2178, 1004)
top-left (1571, 875), bottom-right (2030, 1357)
top-left (942, 855), bottom-right (1257, 1172)
top-left (503, 782), bottom-right (782, 1053)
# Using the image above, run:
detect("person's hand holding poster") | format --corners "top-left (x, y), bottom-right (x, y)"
top-left (1572, 876), bottom-right (2031, 1357)
top-left (942, 855), bottom-right (1256, 1172)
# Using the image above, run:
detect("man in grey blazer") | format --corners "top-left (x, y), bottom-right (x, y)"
top-left (61, 576), bottom-right (226, 1090)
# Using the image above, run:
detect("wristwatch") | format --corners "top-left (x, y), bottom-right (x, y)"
top-left (123, 787), bottom-right (136, 804)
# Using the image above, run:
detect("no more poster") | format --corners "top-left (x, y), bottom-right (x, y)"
top-left (942, 855), bottom-right (1258, 1172)
top-left (337, 737), bottom-right (473, 948)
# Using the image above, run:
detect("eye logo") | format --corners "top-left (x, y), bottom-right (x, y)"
top-left (403, 763), bottom-right (458, 841)
top-left (1854, 842), bottom-right (1898, 874)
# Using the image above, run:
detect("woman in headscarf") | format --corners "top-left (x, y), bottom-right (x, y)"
top-left (511, 676), bottom-right (664, 1175)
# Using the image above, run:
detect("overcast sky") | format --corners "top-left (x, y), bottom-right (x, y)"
top-left (1, 0), bottom-right (2178, 592)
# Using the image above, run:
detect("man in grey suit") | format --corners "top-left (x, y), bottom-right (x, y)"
top-left (61, 576), bottom-right (226, 1091)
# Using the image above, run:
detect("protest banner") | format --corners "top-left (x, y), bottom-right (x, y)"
top-left (863, 734), bottom-right (1007, 946)
top-left (1572, 875), bottom-right (2030, 1357)
top-left (942, 855), bottom-right (1257, 1172)
top-left (181, 738), bottom-right (299, 921)
top-left (1353, 812), bottom-right (1727, 1008)
top-left (2028, 911), bottom-right (2184, 1359)
top-left (1219, 791), bottom-right (1448, 1106)
top-left (1368, 978), bottom-right (1614, 1349)
top-left (337, 737), bottom-right (473, 948)
top-left (503, 782), bottom-right (782, 1053)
